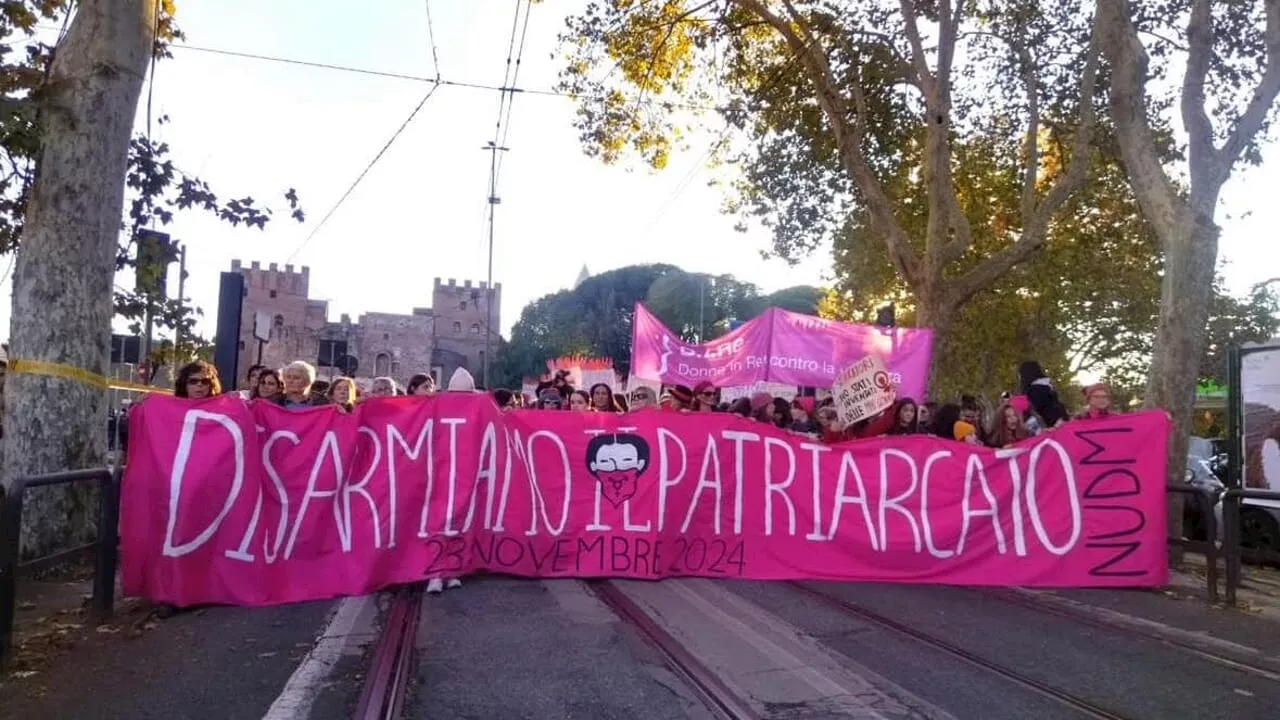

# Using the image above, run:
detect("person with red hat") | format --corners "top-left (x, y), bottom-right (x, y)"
top-left (1078, 382), bottom-right (1113, 420)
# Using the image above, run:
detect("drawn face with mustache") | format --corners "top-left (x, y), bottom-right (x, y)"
top-left (588, 438), bottom-right (648, 507)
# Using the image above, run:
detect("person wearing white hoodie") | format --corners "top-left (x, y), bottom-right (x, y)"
top-left (427, 366), bottom-right (479, 594)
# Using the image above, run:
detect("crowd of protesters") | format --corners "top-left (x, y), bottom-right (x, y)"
top-left (153, 357), bottom-right (480, 595)
top-left (515, 361), bottom-right (1115, 450)
top-left (155, 355), bottom-right (1117, 595)
top-left (168, 357), bottom-right (1116, 454)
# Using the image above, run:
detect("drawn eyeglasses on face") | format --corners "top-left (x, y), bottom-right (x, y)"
top-left (585, 436), bottom-right (649, 477)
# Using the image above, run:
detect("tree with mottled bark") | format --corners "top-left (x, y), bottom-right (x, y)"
top-left (1097, 0), bottom-right (1280, 527)
top-left (3, 0), bottom-right (156, 558)
top-left (0, 1), bottom-right (303, 557)
top-left (559, 1), bottom-right (1102, 378)
top-left (818, 129), bottom-right (1163, 401)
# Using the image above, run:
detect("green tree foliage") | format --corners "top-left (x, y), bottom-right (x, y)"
top-left (819, 127), bottom-right (1162, 401)
top-left (1, 3), bottom-right (303, 362)
top-left (1200, 279), bottom-right (1280, 386)
top-left (558, 1), bottom-right (1103, 373)
top-left (1098, 0), bottom-right (1280, 512)
top-left (746, 285), bottom-right (825, 316)
top-left (496, 263), bottom-right (823, 385)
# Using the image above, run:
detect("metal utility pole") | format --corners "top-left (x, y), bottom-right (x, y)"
top-left (482, 140), bottom-right (509, 389)
top-left (698, 275), bottom-right (705, 343)
top-left (697, 274), bottom-right (714, 343)
top-left (173, 244), bottom-right (187, 359)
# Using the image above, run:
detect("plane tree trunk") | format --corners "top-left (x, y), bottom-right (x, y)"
top-left (1098, 0), bottom-right (1280, 543)
top-left (1, 0), bottom-right (154, 558)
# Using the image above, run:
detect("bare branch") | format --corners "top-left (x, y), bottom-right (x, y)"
top-left (1211, 0), bottom-right (1280, 189)
top-left (1098, 0), bottom-right (1185, 245)
top-left (733, 0), bottom-right (923, 287)
top-left (894, 0), bottom-right (970, 277)
top-left (897, 0), bottom-right (937, 98)
top-left (936, 0), bottom-right (964, 100)
top-left (1016, 37), bottom-right (1041, 223)
top-left (1181, 0), bottom-right (1215, 192)
top-left (947, 19), bottom-right (1102, 306)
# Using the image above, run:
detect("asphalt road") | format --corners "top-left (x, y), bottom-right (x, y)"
top-left (405, 576), bottom-right (716, 720)
top-left (405, 579), bottom-right (1280, 720)
top-left (8, 580), bottom-right (1280, 719)
top-left (0, 600), bottom-right (335, 720)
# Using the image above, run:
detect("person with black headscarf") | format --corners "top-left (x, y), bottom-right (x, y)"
top-left (1017, 360), bottom-right (1069, 432)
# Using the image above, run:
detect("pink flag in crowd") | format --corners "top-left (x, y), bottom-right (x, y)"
top-left (122, 393), bottom-right (1169, 607)
top-left (629, 304), bottom-right (934, 398)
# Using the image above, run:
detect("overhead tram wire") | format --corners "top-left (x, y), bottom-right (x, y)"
top-left (424, 0), bottom-right (442, 80)
top-left (493, 0), bottom-right (534, 187)
top-left (475, 0), bottom-right (528, 252)
top-left (284, 84), bottom-right (443, 263)
top-left (634, 47), bottom-right (810, 240)
top-left (476, 0), bottom-right (532, 253)
top-left (168, 44), bottom-right (716, 112)
top-left (478, 0), bottom-right (535, 389)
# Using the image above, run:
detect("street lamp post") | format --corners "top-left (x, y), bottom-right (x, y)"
top-left (482, 141), bottom-right (509, 389)
top-left (698, 274), bottom-right (715, 343)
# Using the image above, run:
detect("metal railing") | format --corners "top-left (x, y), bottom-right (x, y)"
top-left (0, 467), bottom-right (122, 670)
top-left (1167, 485), bottom-right (1220, 605)
top-left (1221, 487), bottom-right (1280, 607)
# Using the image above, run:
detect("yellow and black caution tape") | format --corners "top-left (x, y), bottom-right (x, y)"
top-left (8, 358), bottom-right (173, 395)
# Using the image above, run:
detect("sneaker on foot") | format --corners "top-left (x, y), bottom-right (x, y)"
top-left (446, 578), bottom-right (462, 589)
top-left (427, 578), bottom-right (444, 594)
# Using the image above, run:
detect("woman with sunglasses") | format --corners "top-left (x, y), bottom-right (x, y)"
top-left (175, 360), bottom-right (222, 399)
top-left (691, 381), bottom-right (718, 412)
top-left (628, 386), bottom-right (657, 410)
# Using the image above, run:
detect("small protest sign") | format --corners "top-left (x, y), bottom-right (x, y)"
top-left (833, 354), bottom-right (896, 425)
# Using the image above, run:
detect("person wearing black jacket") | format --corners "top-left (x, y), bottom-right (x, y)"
top-left (1017, 360), bottom-right (1069, 431)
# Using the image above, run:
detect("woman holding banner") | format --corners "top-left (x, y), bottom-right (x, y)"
top-left (174, 360), bottom-right (222, 400)
top-left (426, 368), bottom-right (480, 595)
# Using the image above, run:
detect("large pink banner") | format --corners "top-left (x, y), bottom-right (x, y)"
top-left (122, 394), bottom-right (1169, 607)
top-left (629, 303), bottom-right (935, 399)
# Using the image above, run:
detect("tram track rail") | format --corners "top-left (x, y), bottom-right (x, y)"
top-left (353, 584), bottom-right (424, 720)
top-left (590, 580), bottom-right (760, 720)
top-left (973, 587), bottom-right (1280, 683)
top-left (787, 582), bottom-right (1132, 720)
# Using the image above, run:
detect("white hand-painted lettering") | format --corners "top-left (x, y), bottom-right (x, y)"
top-left (656, 428), bottom-right (687, 532)
top-left (440, 418), bottom-right (466, 536)
top-left (164, 410), bottom-right (245, 558)
top-left (341, 427), bottom-right (383, 550)
top-left (284, 431), bottom-right (347, 560)
top-left (461, 422), bottom-right (498, 533)
top-left (1027, 439), bottom-right (1081, 555)
top-left (524, 430), bottom-right (572, 535)
top-left (492, 426), bottom-right (515, 532)
top-left (583, 429), bottom-right (611, 532)
top-left (763, 437), bottom-right (797, 537)
top-left (878, 449), bottom-right (922, 552)
top-left (721, 430), bottom-right (760, 534)
top-left (827, 451), bottom-right (879, 549)
top-left (995, 447), bottom-right (1029, 556)
top-left (958, 454), bottom-right (1006, 556)
top-left (388, 418), bottom-right (433, 544)
top-left (799, 442), bottom-right (830, 541)
top-left (919, 450), bottom-right (956, 559)
top-left (681, 436), bottom-right (724, 534)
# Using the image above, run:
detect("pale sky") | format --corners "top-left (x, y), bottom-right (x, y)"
top-left (1, 0), bottom-right (1276, 346)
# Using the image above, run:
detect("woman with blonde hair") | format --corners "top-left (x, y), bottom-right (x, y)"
top-left (329, 377), bottom-right (357, 413)
top-left (280, 361), bottom-right (318, 410)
